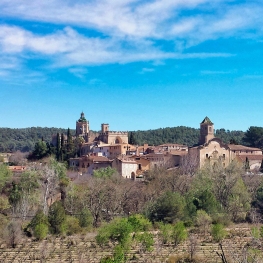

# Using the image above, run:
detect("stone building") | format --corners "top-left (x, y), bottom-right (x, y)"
top-left (76, 112), bottom-right (90, 142)
top-left (97, 123), bottom-right (128, 144)
top-left (189, 117), bottom-right (263, 170)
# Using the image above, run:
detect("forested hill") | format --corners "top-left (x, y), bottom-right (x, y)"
top-left (0, 126), bottom-right (245, 153)
top-left (130, 127), bottom-right (245, 147)
top-left (0, 127), bottom-right (74, 152)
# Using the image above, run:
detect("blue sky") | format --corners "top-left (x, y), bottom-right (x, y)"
top-left (0, 0), bottom-right (263, 132)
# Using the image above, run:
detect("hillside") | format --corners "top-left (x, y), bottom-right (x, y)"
top-left (130, 127), bottom-right (245, 147)
top-left (0, 126), bottom-right (245, 153)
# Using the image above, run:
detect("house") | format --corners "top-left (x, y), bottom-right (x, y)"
top-left (70, 154), bottom-right (113, 176)
top-left (112, 157), bottom-right (138, 179)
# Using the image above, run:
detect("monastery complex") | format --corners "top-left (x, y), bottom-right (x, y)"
top-left (68, 113), bottom-right (263, 179)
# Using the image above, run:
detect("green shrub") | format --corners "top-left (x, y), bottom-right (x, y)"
top-left (127, 214), bottom-right (152, 232)
top-left (34, 223), bottom-right (49, 240)
top-left (173, 221), bottom-right (187, 246)
top-left (211, 224), bottom-right (227, 242)
top-left (251, 226), bottom-right (260, 239)
top-left (78, 208), bottom-right (93, 228)
top-left (136, 232), bottom-right (154, 252)
top-left (48, 201), bottom-right (66, 235)
top-left (66, 216), bottom-right (81, 235)
top-left (158, 222), bottom-right (173, 244)
top-left (113, 245), bottom-right (125, 263)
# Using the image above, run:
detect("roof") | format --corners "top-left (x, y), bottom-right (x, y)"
top-left (228, 144), bottom-right (262, 151)
top-left (201, 116), bottom-right (213, 125)
top-left (159, 143), bottom-right (187, 147)
top-left (77, 112), bottom-right (87, 122)
top-left (236, 155), bottom-right (263, 162)
top-left (8, 166), bottom-right (26, 172)
top-left (81, 155), bottom-right (112, 163)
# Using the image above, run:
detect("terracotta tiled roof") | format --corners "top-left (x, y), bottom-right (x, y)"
top-left (228, 144), bottom-right (262, 151)
top-left (236, 155), bottom-right (263, 161)
top-left (8, 166), bottom-right (26, 171)
top-left (159, 143), bottom-right (187, 147)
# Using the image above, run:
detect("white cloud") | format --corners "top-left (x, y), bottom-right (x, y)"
top-left (0, 0), bottom-right (261, 69)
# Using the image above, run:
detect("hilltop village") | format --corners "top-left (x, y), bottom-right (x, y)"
top-left (54, 112), bottom-right (263, 179)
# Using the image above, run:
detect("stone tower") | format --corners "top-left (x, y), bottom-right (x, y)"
top-left (76, 112), bottom-right (89, 142)
top-left (101, 123), bottom-right (109, 133)
top-left (199, 116), bottom-right (214, 145)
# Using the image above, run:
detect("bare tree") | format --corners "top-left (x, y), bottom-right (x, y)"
top-left (9, 151), bottom-right (28, 165)
top-left (4, 220), bottom-right (22, 248)
top-left (179, 150), bottom-right (199, 176)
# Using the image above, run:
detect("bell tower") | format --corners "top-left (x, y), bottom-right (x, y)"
top-left (199, 116), bottom-right (214, 145)
top-left (76, 112), bottom-right (89, 142)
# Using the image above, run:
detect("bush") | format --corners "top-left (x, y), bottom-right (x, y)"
top-left (29, 210), bottom-right (49, 239)
top-left (127, 214), bottom-right (152, 232)
top-left (211, 224), bottom-right (227, 242)
top-left (158, 222), bottom-right (173, 244)
top-left (195, 210), bottom-right (212, 236)
top-left (136, 232), bottom-right (154, 252)
top-left (48, 201), bottom-right (66, 235)
top-left (34, 223), bottom-right (49, 240)
top-left (173, 221), bottom-right (187, 246)
top-left (147, 191), bottom-right (186, 223)
top-left (65, 216), bottom-right (81, 235)
top-left (78, 208), bottom-right (93, 228)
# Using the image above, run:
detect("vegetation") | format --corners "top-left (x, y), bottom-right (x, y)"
top-left (0, 126), bottom-right (247, 153)
top-left (0, 127), bottom-right (73, 152)
top-left (129, 127), bottom-right (245, 146)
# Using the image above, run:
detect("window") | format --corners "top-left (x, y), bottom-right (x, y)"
top-left (206, 154), bottom-right (208, 158)
top-left (223, 154), bottom-right (225, 159)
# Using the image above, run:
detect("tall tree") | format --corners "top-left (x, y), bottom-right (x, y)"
top-left (243, 126), bottom-right (263, 149)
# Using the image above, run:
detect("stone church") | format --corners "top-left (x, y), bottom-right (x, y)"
top-left (189, 117), bottom-right (262, 170)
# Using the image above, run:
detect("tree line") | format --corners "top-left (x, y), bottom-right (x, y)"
top-left (0, 127), bottom-right (74, 153)
top-left (0, 126), bottom-right (247, 153)
top-left (129, 127), bottom-right (245, 146)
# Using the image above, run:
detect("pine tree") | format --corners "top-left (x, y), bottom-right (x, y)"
top-left (56, 133), bottom-right (61, 161)
top-left (129, 132), bottom-right (136, 145)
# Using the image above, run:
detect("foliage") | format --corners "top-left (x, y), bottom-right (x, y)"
top-left (127, 214), bottom-right (152, 232)
top-left (0, 164), bottom-right (11, 193)
top-left (29, 210), bottom-right (49, 240)
top-left (96, 215), bottom-right (153, 261)
top-left (34, 223), bottom-right (49, 240)
top-left (195, 210), bottom-right (212, 235)
top-left (30, 140), bottom-right (50, 160)
top-left (0, 195), bottom-right (10, 212)
top-left (130, 127), bottom-right (244, 147)
top-left (243, 126), bottom-right (263, 149)
top-left (49, 158), bottom-right (69, 188)
top-left (0, 127), bottom-right (74, 153)
top-left (146, 191), bottom-right (186, 223)
top-left (135, 232), bottom-right (154, 252)
top-left (93, 167), bottom-right (117, 179)
top-left (65, 216), bottom-right (81, 235)
top-left (158, 222), bottom-right (173, 244)
top-left (78, 208), bottom-right (93, 228)
top-left (172, 221), bottom-right (187, 246)
top-left (48, 201), bottom-right (67, 234)
top-left (211, 223), bottom-right (227, 242)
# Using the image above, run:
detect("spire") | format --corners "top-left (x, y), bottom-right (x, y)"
top-left (78, 112), bottom-right (87, 122)
top-left (201, 116), bottom-right (213, 125)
